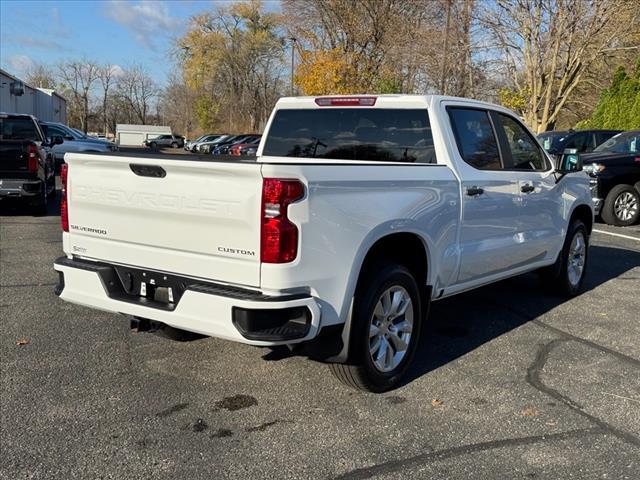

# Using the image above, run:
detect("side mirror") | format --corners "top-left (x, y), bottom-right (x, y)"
top-left (556, 148), bottom-right (582, 174)
top-left (51, 135), bottom-right (64, 145)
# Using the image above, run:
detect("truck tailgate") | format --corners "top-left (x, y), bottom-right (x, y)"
top-left (0, 140), bottom-right (29, 175)
top-left (65, 154), bottom-right (262, 287)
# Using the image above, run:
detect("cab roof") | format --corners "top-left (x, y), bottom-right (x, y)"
top-left (274, 94), bottom-right (504, 111)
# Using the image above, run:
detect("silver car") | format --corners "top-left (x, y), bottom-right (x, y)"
top-left (41, 122), bottom-right (118, 166)
top-left (196, 135), bottom-right (232, 153)
top-left (189, 134), bottom-right (224, 152)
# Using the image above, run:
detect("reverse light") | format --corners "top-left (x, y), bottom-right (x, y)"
top-left (27, 144), bottom-right (38, 172)
top-left (60, 163), bottom-right (69, 232)
top-left (315, 96), bottom-right (377, 107)
top-left (261, 178), bottom-right (304, 263)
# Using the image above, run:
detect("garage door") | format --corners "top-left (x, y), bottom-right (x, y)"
top-left (118, 132), bottom-right (143, 146)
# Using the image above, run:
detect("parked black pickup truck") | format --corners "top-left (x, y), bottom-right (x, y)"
top-left (0, 113), bottom-right (60, 213)
top-left (582, 130), bottom-right (640, 226)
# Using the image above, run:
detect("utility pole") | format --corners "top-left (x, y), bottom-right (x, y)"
top-left (289, 37), bottom-right (297, 96)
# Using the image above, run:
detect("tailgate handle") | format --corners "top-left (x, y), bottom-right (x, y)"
top-left (130, 164), bottom-right (166, 178)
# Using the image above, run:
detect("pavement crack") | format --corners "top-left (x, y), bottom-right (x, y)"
top-left (531, 319), bottom-right (640, 369)
top-left (486, 300), bottom-right (640, 369)
top-left (331, 428), bottom-right (602, 480)
top-left (526, 339), bottom-right (640, 448)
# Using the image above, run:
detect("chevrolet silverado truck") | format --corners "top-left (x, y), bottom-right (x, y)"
top-left (53, 95), bottom-right (593, 392)
top-left (582, 130), bottom-right (640, 226)
top-left (1, 113), bottom-right (60, 213)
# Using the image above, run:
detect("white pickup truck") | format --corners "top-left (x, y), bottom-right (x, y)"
top-left (54, 95), bottom-right (592, 392)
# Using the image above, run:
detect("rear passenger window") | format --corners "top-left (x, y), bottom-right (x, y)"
top-left (448, 108), bottom-right (502, 170)
top-left (262, 109), bottom-right (436, 163)
top-left (497, 114), bottom-right (548, 171)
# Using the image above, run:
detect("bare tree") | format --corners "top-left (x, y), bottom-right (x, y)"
top-left (116, 65), bottom-right (158, 124)
top-left (25, 63), bottom-right (57, 89)
top-left (159, 72), bottom-right (198, 137)
top-left (481, 0), bottom-right (640, 132)
top-left (57, 59), bottom-right (100, 132)
top-left (98, 65), bottom-right (118, 136)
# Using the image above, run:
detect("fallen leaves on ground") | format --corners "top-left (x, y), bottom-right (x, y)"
top-left (431, 399), bottom-right (443, 408)
top-left (521, 407), bottom-right (538, 417)
top-left (15, 338), bottom-right (29, 346)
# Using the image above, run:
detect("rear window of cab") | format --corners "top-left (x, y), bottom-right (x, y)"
top-left (262, 108), bottom-right (436, 163)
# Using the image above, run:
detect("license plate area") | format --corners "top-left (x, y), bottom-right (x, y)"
top-left (112, 266), bottom-right (187, 309)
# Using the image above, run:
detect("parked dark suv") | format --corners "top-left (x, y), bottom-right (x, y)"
top-left (144, 135), bottom-right (184, 149)
top-left (537, 129), bottom-right (621, 156)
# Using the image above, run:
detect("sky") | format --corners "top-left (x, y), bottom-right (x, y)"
top-left (0, 0), bottom-right (281, 85)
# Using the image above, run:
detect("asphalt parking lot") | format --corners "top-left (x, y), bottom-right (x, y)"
top-left (1, 189), bottom-right (639, 479)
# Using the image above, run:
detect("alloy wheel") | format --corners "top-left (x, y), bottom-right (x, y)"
top-left (567, 231), bottom-right (586, 287)
top-left (368, 286), bottom-right (414, 372)
top-left (614, 192), bottom-right (638, 221)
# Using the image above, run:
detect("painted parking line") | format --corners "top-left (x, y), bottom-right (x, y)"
top-left (593, 229), bottom-right (640, 242)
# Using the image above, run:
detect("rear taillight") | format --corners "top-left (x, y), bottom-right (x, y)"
top-left (261, 178), bottom-right (304, 263)
top-left (60, 163), bottom-right (69, 232)
top-left (27, 144), bottom-right (38, 172)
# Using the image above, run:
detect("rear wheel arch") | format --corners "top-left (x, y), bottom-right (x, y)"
top-left (355, 232), bottom-right (430, 297)
top-left (309, 231), bottom-right (432, 364)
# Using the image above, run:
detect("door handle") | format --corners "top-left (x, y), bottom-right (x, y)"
top-left (520, 184), bottom-right (535, 193)
top-left (466, 186), bottom-right (484, 196)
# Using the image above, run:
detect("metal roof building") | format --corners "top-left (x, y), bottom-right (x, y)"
top-left (0, 68), bottom-right (67, 123)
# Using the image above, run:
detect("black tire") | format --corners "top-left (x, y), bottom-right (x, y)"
top-left (329, 262), bottom-right (422, 392)
top-left (171, 142), bottom-right (178, 148)
top-left (539, 219), bottom-right (589, 296)
top-left (601, 184), bottom-right (640, 226)
top-left (46, 170), bottom-right (56, 197)
top-left (31, 186), bottom-right (48, 215)
top-left (150, 142), bottom-right (157, 149)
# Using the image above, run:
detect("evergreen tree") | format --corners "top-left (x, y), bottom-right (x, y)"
top-left (577, 59), bottom-right (640, 129)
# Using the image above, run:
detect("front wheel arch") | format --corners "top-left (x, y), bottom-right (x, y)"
top-left (569, 203), bottom-right (593, 235)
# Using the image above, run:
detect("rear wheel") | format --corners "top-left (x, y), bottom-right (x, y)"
top-left (150, 142), bottom-right (157, 149)
top-left (601, 184), bottom-right (640, 226)
top-left (329, 262), bottom-right (422, 392)
top-left (171, 142), bottom-right (178, 148)
top-left (31, 185), bottom-right (48, 215)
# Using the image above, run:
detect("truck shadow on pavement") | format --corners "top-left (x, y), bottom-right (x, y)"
top-left (0, 190), bottom-right (61, 218)
top-left (405, 244), bottom-right (640, 384)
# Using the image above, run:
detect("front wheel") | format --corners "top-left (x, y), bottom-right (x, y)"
top-left (329, 262), bottom-right (422, 392)
top-left (540, 219), bottom-right (589, 296)
top-left (171, 142), bottom-right (178, 148)
top-left (601, 184), bottom-right (640, 226)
